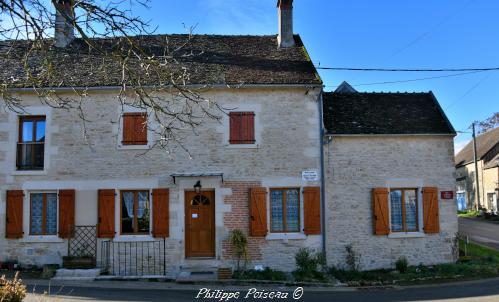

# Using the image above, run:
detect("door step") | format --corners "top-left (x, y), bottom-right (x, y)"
top-left (176, 270), bottom-right (217, 282)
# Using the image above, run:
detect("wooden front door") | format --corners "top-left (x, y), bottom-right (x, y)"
top-left (185, 190), bottom-right (215, 258)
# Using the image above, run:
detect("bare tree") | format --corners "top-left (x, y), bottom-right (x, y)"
top-left (0, 0), bottom-right (224, 155)
top-left (473, 112), bottom-right (499, 134)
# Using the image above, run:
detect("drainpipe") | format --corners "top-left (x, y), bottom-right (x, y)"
top-left (318, 91), bottom-right (327, 256)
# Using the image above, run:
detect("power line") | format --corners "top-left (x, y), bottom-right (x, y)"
top-left (317, 66), bottom-right (499, 72)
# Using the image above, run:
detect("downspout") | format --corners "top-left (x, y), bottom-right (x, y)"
top-left (318, 91), bottom-right (327, 256)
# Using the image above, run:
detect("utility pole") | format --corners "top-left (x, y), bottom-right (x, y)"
top-left (472, 123), bottom-right (481, 210)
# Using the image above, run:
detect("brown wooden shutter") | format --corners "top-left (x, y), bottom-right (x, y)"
top-left (58, 189), bottom-right (75, 239)
top-left (423, 187), bottom-right (440, 234)
top-left (97, 189), bottom-right (115, 238)
top-left (229, 112), bottom-right (255, 144)
top-left (372, 188), bottom-right (390, 235)
top-left (6, 190), bottom-right (24, 239)
top-left (303, 187), bottom-right (321, 235)
top-left (152, 188), bottom-right (169, 238)
top-left (122, 113), bottom-right (147, 145)
top-left (249, 187), bottom-right (267, 237)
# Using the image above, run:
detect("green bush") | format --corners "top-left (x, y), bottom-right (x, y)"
top-left (229, 229), bottom-right (249, 271)
top-left (0, 273), bottom-right (27, 302)
top-left (293, 248), bottom-right (328, 282)
top-left (395, 257), bottom-right (409, 273)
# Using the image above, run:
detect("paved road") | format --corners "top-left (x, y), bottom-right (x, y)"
top-left (24, 278), bottom-right (499, 302)
top-left (458, 217), bottom-right (499, 250)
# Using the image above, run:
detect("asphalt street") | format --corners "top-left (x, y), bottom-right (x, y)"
top-left (24, 277), bottom-right (499, 302)
top-left (458, 217), bottom-right (499, 250)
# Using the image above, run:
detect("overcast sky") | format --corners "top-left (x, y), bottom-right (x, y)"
top-left (133, 0), bottom-right (498, 153)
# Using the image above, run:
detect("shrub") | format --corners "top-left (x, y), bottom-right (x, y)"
top-left (293, 248), bottom-right (328, 282)
top-left (229, 229), bottom-right (249, 271)
top-left (0, 272), bottom-right (27, 302)
top-left (395, 256), bottom-right (409, 273)
top-left (345, 244), bottom-right (361, 271)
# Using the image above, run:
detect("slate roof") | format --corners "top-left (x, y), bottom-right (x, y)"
top-left (455, 127), bottom-right (499, 167)
top-left (323, 90), bottom-right (456, 135)
top-left (0, 34), bottom-right (321, 88)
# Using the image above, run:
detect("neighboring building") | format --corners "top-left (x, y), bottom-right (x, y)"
top-left (455, 127), bottom-right (499, 212)
top-left (323, 84), bottom-right (458, 270)
top-left (0, 1), bottom-right (458, 275)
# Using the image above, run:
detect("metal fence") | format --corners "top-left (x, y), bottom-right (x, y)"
top-left (100, 239), bottom-right (166, 276)
top-left (68, 225), bottom-right (97, 258)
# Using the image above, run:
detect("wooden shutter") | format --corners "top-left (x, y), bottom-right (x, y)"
top-left (249, 187), bottom-right (267, 237)
top-left (423, 187), bottom-right (440, 234)
top-left (58, 189), bottom-right (75, 239)
top-left (122, 113), bottom-right (147, 145)
top-left (303, 187), bottom-right (321, 235)
top-left (152, 188), bottom-right (169, 238)
top-left (6, 190), bottom-right (24, 239)
top-left (97, 189), bottom-right (115, 238)
top-left (372, 188), bottom-right (390, 235)
top-left (229, 112), bottom-right (255, 144)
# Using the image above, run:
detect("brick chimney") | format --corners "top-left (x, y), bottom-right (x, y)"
top-left (277, 0), bottom-right (295, 48)
top-left (54, 0), bottom-right (74, 48)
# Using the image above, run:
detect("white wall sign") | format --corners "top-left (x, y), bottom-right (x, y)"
top-left (302, 170), bottom-right (319, 182)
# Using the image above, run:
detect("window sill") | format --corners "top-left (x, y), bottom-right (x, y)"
top-left (20, 235), bottom-right (64, 243)
top-left (225, 143), bottom-right (259, 149)
top-left (266, 233), bottom-right (307, 241)
top-left (113, 235), bottom-right (155, 242)
top-left (11, 170), bottom-right (47, 176)
top-left (117, 144), bottom-right (152, 151)
top-left (388, 232), bottom-right (425, 239)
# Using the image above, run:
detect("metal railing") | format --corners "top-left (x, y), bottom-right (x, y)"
top-left (68, 226), bottom-right (97, 258)
top-left (16, 142), bottom-right (44, 170)
top-left (100, 239), bottom-right (166, 276)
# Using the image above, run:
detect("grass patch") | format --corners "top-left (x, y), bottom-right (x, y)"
top-left (458, 210), bottom-right (480, 218)
top-left (329, 240), bottom-right (499, 286)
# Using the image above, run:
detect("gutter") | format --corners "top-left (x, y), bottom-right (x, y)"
top-left (6, 83), bottom-right (323, 93)
top-left (324, 133), bottom-right (456, 137)
top-left (318, 91), bottom-right (327, 256)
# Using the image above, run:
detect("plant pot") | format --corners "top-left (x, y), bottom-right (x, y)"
top-left (62, 256), bottom-right (96, 269)
top-left (218, 267), bottom-right (233, 280)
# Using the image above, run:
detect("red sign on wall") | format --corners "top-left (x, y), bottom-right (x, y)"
top-left (441, 191), bottom-right (454, 200)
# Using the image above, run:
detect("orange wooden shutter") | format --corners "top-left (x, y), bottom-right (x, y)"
top-left (303, 187), bottom-right (321, 235)
top-left (152, 188), bottom-right (169, 238)
top-left (122, 113), bottom-right (147, 145)
top-left (58, 189), bottom-right (75, 239)
top-left (229, 112), bottom-right (255, 144)
top-left (423, 187), bottom-right (440, 234)
top-left (249, 187), bottom-right (267, 237)
top-left (6, 190), bottom-right (24, 239)
top-left (372, 188), bottom-right (390, 235)
top-left (97, 189), bottom-right (115, 238)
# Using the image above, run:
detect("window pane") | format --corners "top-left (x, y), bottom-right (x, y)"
top-left (121, 192), bottom-right (134, 233)
top-left (46, 193), bottom-right (58, 235)
top-left (30, 193), bottom-right (43, 235)
top-left (270, 190), bottom-right (284, 232)
top-left (22, 121), bottom-right (33, 142)
top-left (404, 190), bottom-right (418, 232)
top-left (137, 191), bottom-right (149, 233)
top-left (285, 189), bottom-right (300, 232)
top-left (390, 190), bottom-right (403, 232)
top-left (36, 121), bottom-right (45, 142)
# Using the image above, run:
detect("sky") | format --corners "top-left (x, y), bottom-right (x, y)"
top-left (128, 1), bottom-right (497, 152)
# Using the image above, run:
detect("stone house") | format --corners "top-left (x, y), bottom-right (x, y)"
top-left (0, 1), bottom-right (458, 275)
top-left (455, 127), bottom-right (499, 212)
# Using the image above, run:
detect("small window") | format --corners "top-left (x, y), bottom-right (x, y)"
top-left (270, 188), bottom-right (300, 233)
top-left (30, 192), bottom-right (57, 235)
top-left (229, 112), bottom-right (255, 144)
top-left (121, 190), bottom-right (150, 234)
top-left (390, 189), bottom-right (418, 232)
top-left (122, 113), bottom-right (148, 145)
top-left (17, 116), bottom-right (45, 170)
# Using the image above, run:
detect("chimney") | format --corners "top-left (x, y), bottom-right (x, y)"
top-left (277, 0), bottom-right (295, 48)
top-left (54, 0), bottom-right (75, 48)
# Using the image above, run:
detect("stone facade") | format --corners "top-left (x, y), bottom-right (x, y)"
top-left (0, 86), bottom-right (322, 273)
top-left (324, 135), bottom-right (458, 271)
top-left (456, 161), bottom-right (498, 211)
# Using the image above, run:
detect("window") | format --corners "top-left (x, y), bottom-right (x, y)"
top-left (270, 188), bottom-right (300, 233)
top-left (229, 112), bottom-right (255, 144)
top-left (30, 192), bottom-right (57, 235)
top-left (121, 190), bottom-right (150, 234)
top-left (122, 113), bottom-right (147, 145)
top-left (17, 116), bottom-right (45, 170)
top-left (390, 189), bottom-right (418, 232)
